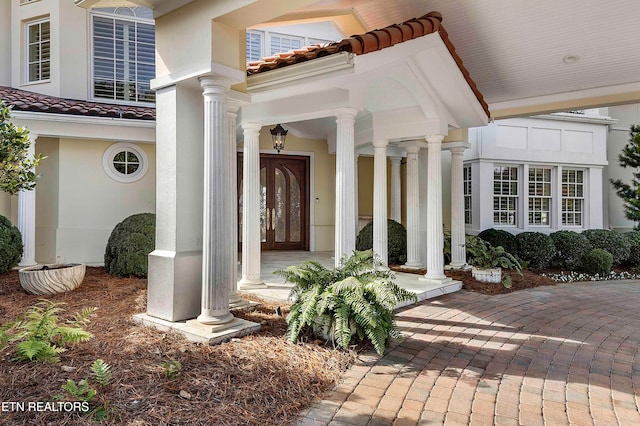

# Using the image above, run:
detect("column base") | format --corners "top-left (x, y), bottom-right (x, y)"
top-left (133, 314), bottom-right (260, 345)
top-left (445, 263), bottom-right (471, 271)
top-left (403, 262), bottom-right (425, 270)
top-left (419, 275), bottom-right (452, 284)
top-left (238, 278), bottom-right (266, 290)
top-left (19, 259), bottom-right (37, 267)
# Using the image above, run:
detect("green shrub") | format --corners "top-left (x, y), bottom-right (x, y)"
top-left (0, 214), bottom-right (22, 275)
top-left (550, 230), bottom-right (591, 270)
top-left (104, 213), bottom-right (155, 277)
top-left (582, 229), bottom-right (630, 266)
top-left (623, 231), bottom-right (640, 267)
top-left (356, 219), bottom-right (407, 265)
top-left (515, 232), bottom-right (556, 270)
top-left (582, 248), bottom-right (613, 276)
top-left (478, 228), bottom-right (517, 255)
top-left (276, 250), bottom-right (417, 355)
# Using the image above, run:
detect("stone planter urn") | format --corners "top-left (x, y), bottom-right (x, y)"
top-left (471, 266), bottom-right (502, 284)
top-left (19, 263), bottom-right (86, 296)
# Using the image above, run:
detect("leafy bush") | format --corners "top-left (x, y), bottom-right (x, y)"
top-left (466, 236), bottom-right (522, 288)
top-left (0, 214), bottom-right (22, 275)
top-left (623, 231), bottom-right (640, 267)
top-left (515, 232), bottom-right (556, 270)
top-left (276, 250), bottom-right (417, 355)
top-left (91, 359), bottom-right (113, 386)
top-left (582, 248), bottom-right (613, 276)
top-left (356, 219), bottom-right (407, 265)
top-left (582, 229), bottom-right (630, 266)
top-left (1, 300), bottom-right (95, 363)
top-left (478, 228), bottom-right (517, 255)
top-left (550, 230), bottom-right (591, 270)
top-left (104, 213), bottom-right (155, 277)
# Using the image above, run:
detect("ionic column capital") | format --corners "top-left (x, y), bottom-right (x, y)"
top-left (372, 139), bottom-right (389, 149)
top-left (449, 146), bottom-right (467, 156)
top-left (334, 107), bottom-right (358, 121)
top-left (426, 134), bottom-right (445, 144)
top-left (389, 156), bottom-right (402, 164)
top-left (241, 122), bottom-right (262, 134)
top-left (199, 75), bottom-right (232, 94)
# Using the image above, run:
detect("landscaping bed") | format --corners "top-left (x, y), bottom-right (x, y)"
top-left (0, 267), bottom-right (352, 425)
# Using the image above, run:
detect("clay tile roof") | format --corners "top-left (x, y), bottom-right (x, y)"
top-left (246, 11), bottom-right (490, 118)
top-left (0, 86), bottom-right (156, 121)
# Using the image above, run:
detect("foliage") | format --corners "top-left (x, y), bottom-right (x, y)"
top-left (0, 214), bottom-right (23, 274)
top-left (355, 219), bottom-right (407, 265)
top-left (162, 359), bottom-right (182, 378)
top-left (276, 250), bottom-right (417, 355)
top-left (0, 101), bottom-right (44, 195)
top-left (582, 229), bottom-right (630, 266)
top-left (515, 232), bottom-right (556, 270)
top-left (104, 213), bottom-right (155, 277)
top-left (466, 235), bottom-right (522, 288)
top-left (62, 379), bottom-right (97, 405)
top-left (623, 231), bottom-right (640, 267)
top-left (610, 125), bottom-right (640, 227)
top-left (90, 359), bottom-right (113, 386)
top-left (549, 230), bottom-right (591, 270)
top-left (2, 300), bottom-right (95, 362)
top-left (582, 248), bottom-right (613, 276)
top-left (477, 228), bottom-right (517, 255)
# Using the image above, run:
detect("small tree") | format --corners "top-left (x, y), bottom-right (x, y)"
top-left (611, 125), bottom-right (640, 228)
top-left (0, 101), bottom-right (43, 195)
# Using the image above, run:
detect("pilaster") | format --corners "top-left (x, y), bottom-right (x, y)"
top-left (448, 146), bottom-right (468, 269)
top-left (226, 97), bottom-right (244, 306)
top-left (373, 140), bottom-right (388, 265)
top-left (18, 133), bottom-right (38, 266)
top-left (389, 156), bottom-right (402, 223)
top-left (401, 143), bottom-right (424, 268)
top-left (423, 135), bottom-right (447, 281)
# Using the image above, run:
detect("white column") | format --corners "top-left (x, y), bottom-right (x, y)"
top-left (448, 146), bottom-right (467, 269)
top-left (240, 122), bottom-right (264, 287)
top-left (390, 156), bottom-right (402, 223)
top-left (404, 145), bottom-right (423, 268)
top-left (355, 152), bottom-right (360, 232)
top-left (18, 133), bottom-right (38, 266)
top-left (226, 98), bottom-right (243, 305)
top-left (197, 76), bottom-right (233, 325)
top-left (424, 134), bottom-right (447, 281)
top-left (334, 107), bottom-right (358, 267)
top-left (373, 140), bottom-right (389, 265)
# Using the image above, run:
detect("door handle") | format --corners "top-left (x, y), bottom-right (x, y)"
top-left (266, 208), bottom-right (270, 231)
top-left (272, 207), bottom-right (276, 231)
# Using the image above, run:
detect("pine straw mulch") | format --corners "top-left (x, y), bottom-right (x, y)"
top-left (0, 267), bottom-right (354, 426)
top-left (391, 265), bottom-right (557, 295)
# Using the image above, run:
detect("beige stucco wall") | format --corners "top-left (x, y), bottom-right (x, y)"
top-left (51, 139), bottom-right (156, 264)
top-left (34, 137), bottom-right (59, 263)
top-left (0, 193), bottom-right (18, 224)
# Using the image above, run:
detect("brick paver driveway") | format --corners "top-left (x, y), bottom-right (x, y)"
top-left (297, 280), bottom-right (640, 425)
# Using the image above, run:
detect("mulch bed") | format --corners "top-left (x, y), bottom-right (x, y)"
top-left (0, 267), bottom-right (353, 425)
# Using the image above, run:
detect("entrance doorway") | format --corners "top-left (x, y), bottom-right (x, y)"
top-left (238, 154), bottom-right (310, 250)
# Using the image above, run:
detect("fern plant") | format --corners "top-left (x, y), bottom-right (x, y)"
top-left (5, 300), bottom-right (96, 362)
top-left (90, 359), bottom-right (112, 386)
top-left (276, 250), bottom-right (417, 355)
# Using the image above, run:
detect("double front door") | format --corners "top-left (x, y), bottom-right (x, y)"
top-left (238, 154), bottom-right (309, 250)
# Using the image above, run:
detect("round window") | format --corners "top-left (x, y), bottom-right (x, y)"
top-left (102, 143), bottom-right (148, 183)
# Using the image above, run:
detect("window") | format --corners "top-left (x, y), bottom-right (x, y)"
top-left (562, 169), bottom-right (584, 226)
top-left (26, 19), bottom-right (50, 83)
top-left (102, 143), bottom-right (148, 183)
top-left (245, 29), bottom-right (334, 61)
top-left (493, 166), bottom-right (518, 226)
top-left (91, 7), bottom-right (155, 103)
top-left (528, 168), bottom-right (551, 225)
top-left (463, 166), bottom-right (472, 225)
top-left (246, 31), bottom-right (263, 62)
top-left (269, 33), bottom-right (303, 56)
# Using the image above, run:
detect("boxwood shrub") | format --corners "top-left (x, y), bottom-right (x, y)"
top-left (0, 214), bottom-right (23, 275)
top-left (515, 231), bottom-right (555, 270)
top-left (582, 248), bottom-right (613, 276)
top-left (550, 230), bottom-right (591, 270)
top-left (582, 229), bottom-right (630, 266)
top-left (104, 213), bottom-right (155, 277)
top-left (623, 231), bottom-right (640, 267)
top-left (356, 219), bottom-right (407, 265)
top-left (477, 228), bottom-right (517, 254)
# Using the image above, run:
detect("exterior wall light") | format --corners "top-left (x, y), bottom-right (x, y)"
top-left (270, 124), bottom-right (288, 153)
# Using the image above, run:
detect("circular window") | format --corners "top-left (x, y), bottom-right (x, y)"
top-left (102, 143), bottom-right (149, 183)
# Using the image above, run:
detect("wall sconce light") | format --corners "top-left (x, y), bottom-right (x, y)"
top-left (270, 124), bottom-right (288, 153)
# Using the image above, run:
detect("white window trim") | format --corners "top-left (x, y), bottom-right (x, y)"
top-left (25, 18), bottom-right (51, 84)
top-left (463, 165), bottom-right (472, 226)
top-left (88, 8), bottom-right (155, 106)
top-left (493, 164), bottom-right (520, 227)
top-left (102, 142), bottom-right (148, 183)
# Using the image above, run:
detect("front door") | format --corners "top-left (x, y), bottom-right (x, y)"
top-left (238, 154), bottom-right (310, 250)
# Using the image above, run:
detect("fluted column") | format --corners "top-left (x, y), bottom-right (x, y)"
top-left (424, 134), bottom-right (447, 281)
top-left (355, 152), bottom-right (360, 232)
top-left (197, 76), bottom-right (233, 325)
top-left (404, 145), bottom-right (423, 268)
top-left (239, 122), bottom-right (264, 287)
top-left (373, 140), bottom-right (389, 265)
top-left (390, 156), bottom-right (402, 223)
top-left (18, 133), bottom-right (38, 266)
top-left (334, 107), bottom-right (358, 266)
top-left (449, 146), bottom-right (467, 269)
top-left (226, 98), bottom-right (243, 305)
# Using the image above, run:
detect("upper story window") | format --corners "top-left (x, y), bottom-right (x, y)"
top-left (246, 29), bottom-right (333, 62)
top-left (528, 167), bottom-right (552, 226)
top-left (91, 7), bottom-right (155, 104)
top-left (26, 19), bottom-right (50, 83)
top-left (562, 169), bottom-right (584, 226)
top-left (493, 166), bottom-right (518, 226)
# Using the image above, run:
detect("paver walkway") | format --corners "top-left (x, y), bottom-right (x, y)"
top-left (296, 280), bottom-right (640, 425)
